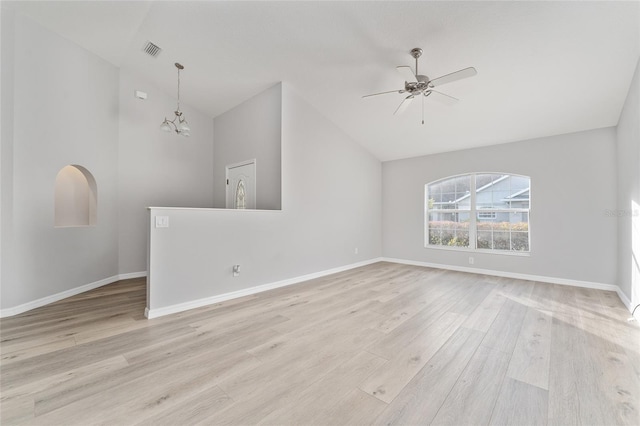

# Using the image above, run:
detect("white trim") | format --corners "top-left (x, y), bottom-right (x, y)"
top-left (118, 271), bottom-right (147, 280)
top-left (145, 258), bottom-right (383, 319)
top-left (381, 257), bottom-right (619, 292)
top-left (615, 288), bottom-right (640, 321)
top-left (148, 206), bottom-right (282, 213)
top-left (0, 271), bottom-right (147, 318)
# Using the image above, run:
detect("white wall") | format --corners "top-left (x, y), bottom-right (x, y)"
top-left (1, 8), bottom-right (632, 317)
top-left (0, 12), bottom-right (215, 313)
top-left (382, 127), bottom-right (618, 286)
top-left (1, 12), bottom-right (120, 309)
top-left (117, 70), bottom-right (215, 274)
top-left (213, 83), bottom-right (281, 210)
top-left (616, 57), bottom-right (640, 307)
top-left (147, 84), bottom-right (381, 314)
top-left (1, 7), bottom-right (16, 309)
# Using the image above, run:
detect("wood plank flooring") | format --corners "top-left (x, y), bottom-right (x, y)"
top-left (1, 262), bottom-right (639, 425)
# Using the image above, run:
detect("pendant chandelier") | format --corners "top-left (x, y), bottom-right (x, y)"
top-left (160, 62), bottom-right (190, 137)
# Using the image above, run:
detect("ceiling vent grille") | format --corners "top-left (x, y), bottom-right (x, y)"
top-left (142, 41), bottom-right (162, 58)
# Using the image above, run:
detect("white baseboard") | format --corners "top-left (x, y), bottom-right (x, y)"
top-left (0, 271), bottom-right (147, 318)
top-left (382, 257), bottom-right (619, 292)
top-left (118, 271), bottom-right (147, 280)
top-left (383, 257), bottom-right (640, 317)
top-left (387, 257), bottom-right (640, 319)
top-left (145, 258), bottom-right (383, 319)
top-left (384, 257), bottom-right (640, 319)
top-left (615, 288), bottom-right (640, 321)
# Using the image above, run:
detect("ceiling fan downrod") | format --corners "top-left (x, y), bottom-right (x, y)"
top-left (411, 47), bottom-right (423, 76)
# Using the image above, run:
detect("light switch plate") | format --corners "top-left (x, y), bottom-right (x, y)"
top-left (155, 216), bottom-right (169, 228)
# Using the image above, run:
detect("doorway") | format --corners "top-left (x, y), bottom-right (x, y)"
top-left (226, 159), bottom-right (256, 209)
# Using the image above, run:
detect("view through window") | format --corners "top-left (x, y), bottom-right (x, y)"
top-left (426, 173), bottom-right (530, 253)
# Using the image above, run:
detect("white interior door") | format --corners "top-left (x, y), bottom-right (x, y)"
top-left (226, 160), bottom-right (256, 209)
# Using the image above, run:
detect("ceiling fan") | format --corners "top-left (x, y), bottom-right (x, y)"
top-left (363, 47), bottom-right (477, 124)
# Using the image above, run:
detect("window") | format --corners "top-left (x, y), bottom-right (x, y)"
top-left (426, 173), bottom-right (530, 253)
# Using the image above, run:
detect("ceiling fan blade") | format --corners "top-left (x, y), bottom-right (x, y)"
top-left (394, 95), bottom-right (414, 115)
top-left (429, 67), bottom-right (477, 87)
top-left (425, 90), bottom-right (459, 106)
top-left (396, 66), bottom-right (417, 83)
top-left (362, 90), bottom-right (403, 98)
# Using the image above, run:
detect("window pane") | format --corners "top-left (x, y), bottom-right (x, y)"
top-left (441, 192), bottom-right (458, 206)
top-left (452, 231), bottom-right (469, 247)
top-left (511, 232), bottom-right (529, 251)
top-left (510, 212), bottom-right (529, 231)
top-left (476, 216), bottom-right (498, 230)
top-left (457, 211), bottom-right (471, 223)
top-left (477, 231), bottom-right (491, 249)
top-left (510, 212), bottom-right (529, 251)
top-left (428, 175), bottom-right (471, 211)
top-left (492, 232), bottom-right (510, 250)
top-left (455, 176), bottom-right (471, 194)
top-left (476, 211), bottom-right (530, 252)
top-left (428, 191), bottom-right (442, 206)
top-left (474, 174), bottom-right (530, 210)
top-left (427, 212), bottom-right (470, 248)
top-left (509, 199), bottom-right (530, 209)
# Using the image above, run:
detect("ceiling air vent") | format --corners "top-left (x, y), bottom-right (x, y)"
top-left (142, 41), bottom-right (162, 58)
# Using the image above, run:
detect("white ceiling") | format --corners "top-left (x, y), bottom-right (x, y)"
top-left (7, 1), bottom-right (640, 161)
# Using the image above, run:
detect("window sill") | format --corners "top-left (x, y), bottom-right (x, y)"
top-left (424, 244), bottom-right (531, 257)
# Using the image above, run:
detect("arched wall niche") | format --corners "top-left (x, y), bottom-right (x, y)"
top-left (54, 165), bottom-right (97, 227)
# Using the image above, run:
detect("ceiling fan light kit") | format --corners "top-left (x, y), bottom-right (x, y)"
top-left (364, 47), bottom-right (477, 124)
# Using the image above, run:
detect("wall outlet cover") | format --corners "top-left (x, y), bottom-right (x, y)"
top-left (155, 216), bottom-right (169, 228)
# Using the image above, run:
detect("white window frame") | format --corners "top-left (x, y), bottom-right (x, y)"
top-left (424, 173), bottom-right (531, 256)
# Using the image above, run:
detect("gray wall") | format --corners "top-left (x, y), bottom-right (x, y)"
top-left (1, 12), bottom-right (120, 309)
top-left (213, 84), bottom-right (282, 210)
top-left (616, 57), bottom-right (640, 304)
top-left (118, 70), bottom-right (215, 274)
top-left (1, 9), bottom-right (633, 315)
top-left (1, 7), bottom-right (16, 308)
top-left (0, 12), bottom-right (215, 310)
top-left (147, 84), bottom-right (381, 311)
top-left (382, 127), bottom-right (618, 286)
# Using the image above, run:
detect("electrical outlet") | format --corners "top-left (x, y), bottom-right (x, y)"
top-left (134, 90), bottom-right (147, 100)
top-left (233, 265), bottom-right (240, 277)
top-left (354, 247), bottom-right (359, 254)
top-left (469, 257), bottom-right (474, 265)
top-left (155, 216), bottom-right (169, 228)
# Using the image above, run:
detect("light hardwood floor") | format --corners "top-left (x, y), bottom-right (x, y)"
top-left (1, 262), bottom-right (639, 425)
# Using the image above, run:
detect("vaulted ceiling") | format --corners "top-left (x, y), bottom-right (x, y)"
top-left (6, 1), bottom-right (639, 161)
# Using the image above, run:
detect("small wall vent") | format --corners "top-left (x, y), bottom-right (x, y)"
top-left (142, 41), bottom-right (162, 58)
